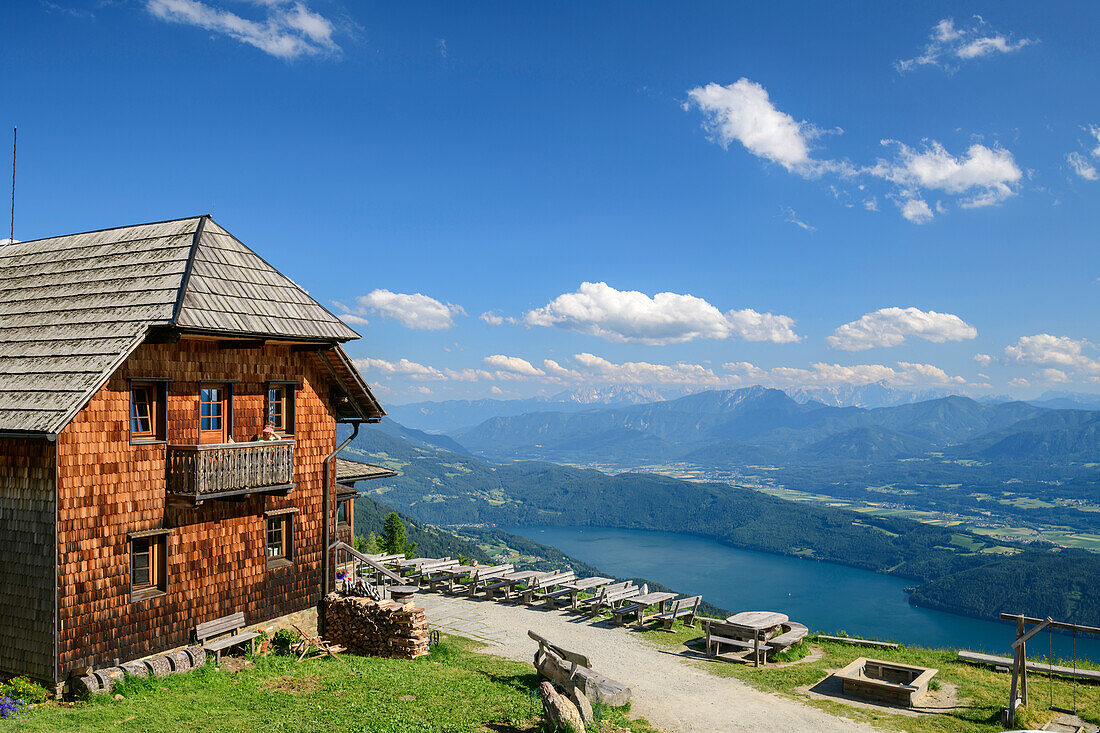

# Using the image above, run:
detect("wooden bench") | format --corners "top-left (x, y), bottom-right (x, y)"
top-left (452, 563), bottom-right (514, 595)
top-left (702, 619), bottom-right (771, 666)
top-left (522, 571), bottom-right (575, 606)
top-left (767, 621), bottom-right (808, 650)
top-left (586, 584), bottom-right (642, 616)
top-left (195, 612), bottom-right (260, 663)
top-left (649, 595), bottom-right (701, 630)
top-left (574, 580), bottom-right (632, 612)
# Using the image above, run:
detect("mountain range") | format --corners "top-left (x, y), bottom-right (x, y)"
top-left (453, 386), bottom-right (1100, 464)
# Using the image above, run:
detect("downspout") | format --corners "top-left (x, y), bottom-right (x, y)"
top-left (322, 421), bottom-right (360, 603)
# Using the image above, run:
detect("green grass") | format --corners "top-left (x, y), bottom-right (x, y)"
top-left (634, 620), bottom-right (1100, 732)
top-left (12, 637), bottom-right (657, 733)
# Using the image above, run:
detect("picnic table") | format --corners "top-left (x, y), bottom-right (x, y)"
top-left (561, 576), bottom-right (614, 610)
top-left (610, 591), bottom-right (678, 627)
top-left (482, 570), bottom-right (549, 600)
top-left (726, 611), bottom-right (788, 633)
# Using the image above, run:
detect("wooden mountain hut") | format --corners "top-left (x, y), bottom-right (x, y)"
top-left (0, 215), bottom-right (390, 686)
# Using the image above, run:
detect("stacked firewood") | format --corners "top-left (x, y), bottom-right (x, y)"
top-left (323, 593), bottom-right (430, 660)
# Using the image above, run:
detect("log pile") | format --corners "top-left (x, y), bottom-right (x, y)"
top-left (323, 593), bottom-right (430, 660)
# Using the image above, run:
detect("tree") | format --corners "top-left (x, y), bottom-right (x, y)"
top-left (381, 512), bottom-right (408, 555)
top-left (353, 532), bottom-right (379, 554)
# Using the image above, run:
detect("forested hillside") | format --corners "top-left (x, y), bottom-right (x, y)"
top-left (442, 387), bottom-right (1100, 536)
top-left (342, 425), bottom-right (1100, 626)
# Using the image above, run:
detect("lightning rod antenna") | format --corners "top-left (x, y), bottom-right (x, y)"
top-left (9, 126), bottom-right (15, 244)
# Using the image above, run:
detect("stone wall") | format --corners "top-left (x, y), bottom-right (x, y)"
top-left (323, 594), bottom-right (429, 660)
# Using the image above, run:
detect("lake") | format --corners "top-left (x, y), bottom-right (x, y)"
top-left (504, 525), bottom-right (1100, 662)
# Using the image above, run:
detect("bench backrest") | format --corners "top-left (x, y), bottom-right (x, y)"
top-left (537, 571), bottom-right (575, 588)
top-left (528, 630), bottom-right (591, 669)
top-left (475, 563), bottom-right (514, 580)
top-left (674, 596), bottom-right (702, 613)
top-left (422, 559), bottom-right (460, 573)
top-left (196, 612), bottom-right (246, 642)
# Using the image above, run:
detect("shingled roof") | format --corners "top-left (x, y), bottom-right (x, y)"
top-left (0, 215), bottom-right (381, 435)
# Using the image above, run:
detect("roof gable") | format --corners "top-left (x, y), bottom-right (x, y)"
top-left (0, 216), bottom-right (373, 434)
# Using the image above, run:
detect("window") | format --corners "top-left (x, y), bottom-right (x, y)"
top-left (130, 381), bottom-right (166, 442)
top-left (266, 514), bottom-right (294, 567)
top-left (266, 383), bottom-right (296, 434)
top-left (336, 499), bottom-right (349, 526)
top-left (131, 534), bottom-right (167, 598)
top-left (200, 384), bottom-right (231, 444)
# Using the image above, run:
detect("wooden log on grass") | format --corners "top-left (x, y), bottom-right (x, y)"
top-left (539, 680), bottom-right (586, 733)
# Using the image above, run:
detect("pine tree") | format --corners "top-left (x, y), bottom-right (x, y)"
top-left (381, 512), bottom-right (407, 555)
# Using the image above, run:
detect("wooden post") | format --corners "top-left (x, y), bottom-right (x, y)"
top-left (1018, 617), bottom-right (1028, 706)
top-left (754, 633), bottom-right (761, 668)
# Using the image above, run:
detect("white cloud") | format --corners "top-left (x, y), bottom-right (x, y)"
top-left (522, 282), bottom-right (799, 345)
top-left (483, 355), bottom-right (545, 377)
top-left (782, 207), bottom-right (815, 232)
top-left (687, 79), bottom-right (838, 178)
top-left (480, 311), bottom-right (505, 326)
top-left (898, 197), bottom-right (934, 224)
top-left (574, 353), bottom-right (724, 386)
top-left (1037, 368), bottom-right (1070, 383)
top-left (724, 360), bottom-right (966, 388)
top-left (489, 385), bottom-right (504, 395)
top-left (1090, 125), bottom-right (1100, 158)
top-left (828, 307), bottom-right (978, 351)
top-left (351, 289), bottom-right (465, 330)
top-left (1008, 377), bottom-right (1030, 388)
top-left (338, 313), bottom-right (369, 326)
top-left (145, 0), bottom-right (340, 59)
top-left (973, 353), bottom-right (994, 367)
top-left (1004, 334), bottom-right (1100, 374)
top-left (897, 17), bottom-right (1033, 73)
top-left (863, 197), bottom-right (879, 212)
top-left (871, 141), bottom-right (1022, 209)
top-left (353, 357), bottom-right (445, 380)
top-left (1067, 152), bottom-right (1098, 181)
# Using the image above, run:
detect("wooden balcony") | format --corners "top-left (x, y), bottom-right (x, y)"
top-left (166, 440), bottom-right (295, 505)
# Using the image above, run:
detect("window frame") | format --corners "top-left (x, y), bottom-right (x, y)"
top-left (129, 530), bottom-right (169, 601)
top-left (265, 381), bottom-right (298, 436)
top-left (336, 499), bottom-right (350, 527)
top-left (129, 379), bottom-right (168, 444)
top-left (265, 512), bottom-right (295, 569)
top-left (199, 382), bottom-right (233, 444)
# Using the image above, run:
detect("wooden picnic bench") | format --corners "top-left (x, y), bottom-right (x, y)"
top-left (767, 621), bottom-right (809, 650)
top-left (195, 611), bottom-right (260, 663)
top-left (610, 591), bottom-right (678, 627)
top-left (482, 570), bottom-right (549, 601)
top-left (560, 576), bottom-right (614, 610)
top-left (404, 558), bottom-right (458, 587)
top-left (702, 619), bottom-right (772, 667)
top-left (451, 563), bottom-right (514, 595)
top-left (574, 580), bottom-right (631, 612)
top-left (585, 583), bottom-right (643, 616)
top-left (521, 571), bottom-right (575, 606)
top-left (649, 595), bottom-right (701, 630)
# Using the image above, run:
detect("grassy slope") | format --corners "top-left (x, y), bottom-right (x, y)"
top-left (637, 620), bottom-right (1100, 733)
top-left (13, 638), bottom-right (658, 733)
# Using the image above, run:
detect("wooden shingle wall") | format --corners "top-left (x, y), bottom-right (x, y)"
top-left (55, 340), bottom-right (336, 678)
top-left (0, 438), bottom-right (56, 682)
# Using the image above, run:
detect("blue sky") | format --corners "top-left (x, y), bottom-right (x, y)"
top-left (3, 1), bottom-right (1099, 403)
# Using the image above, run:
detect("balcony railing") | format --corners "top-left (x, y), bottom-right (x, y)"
top-left (166, 440), bottom-right (295, 504)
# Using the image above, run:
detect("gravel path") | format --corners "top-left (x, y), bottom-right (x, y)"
top-left (418, 594), bottom-right (878, 733)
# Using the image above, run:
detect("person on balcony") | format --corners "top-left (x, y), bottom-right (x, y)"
top-left (255, 423), bottom-right (279, 442)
